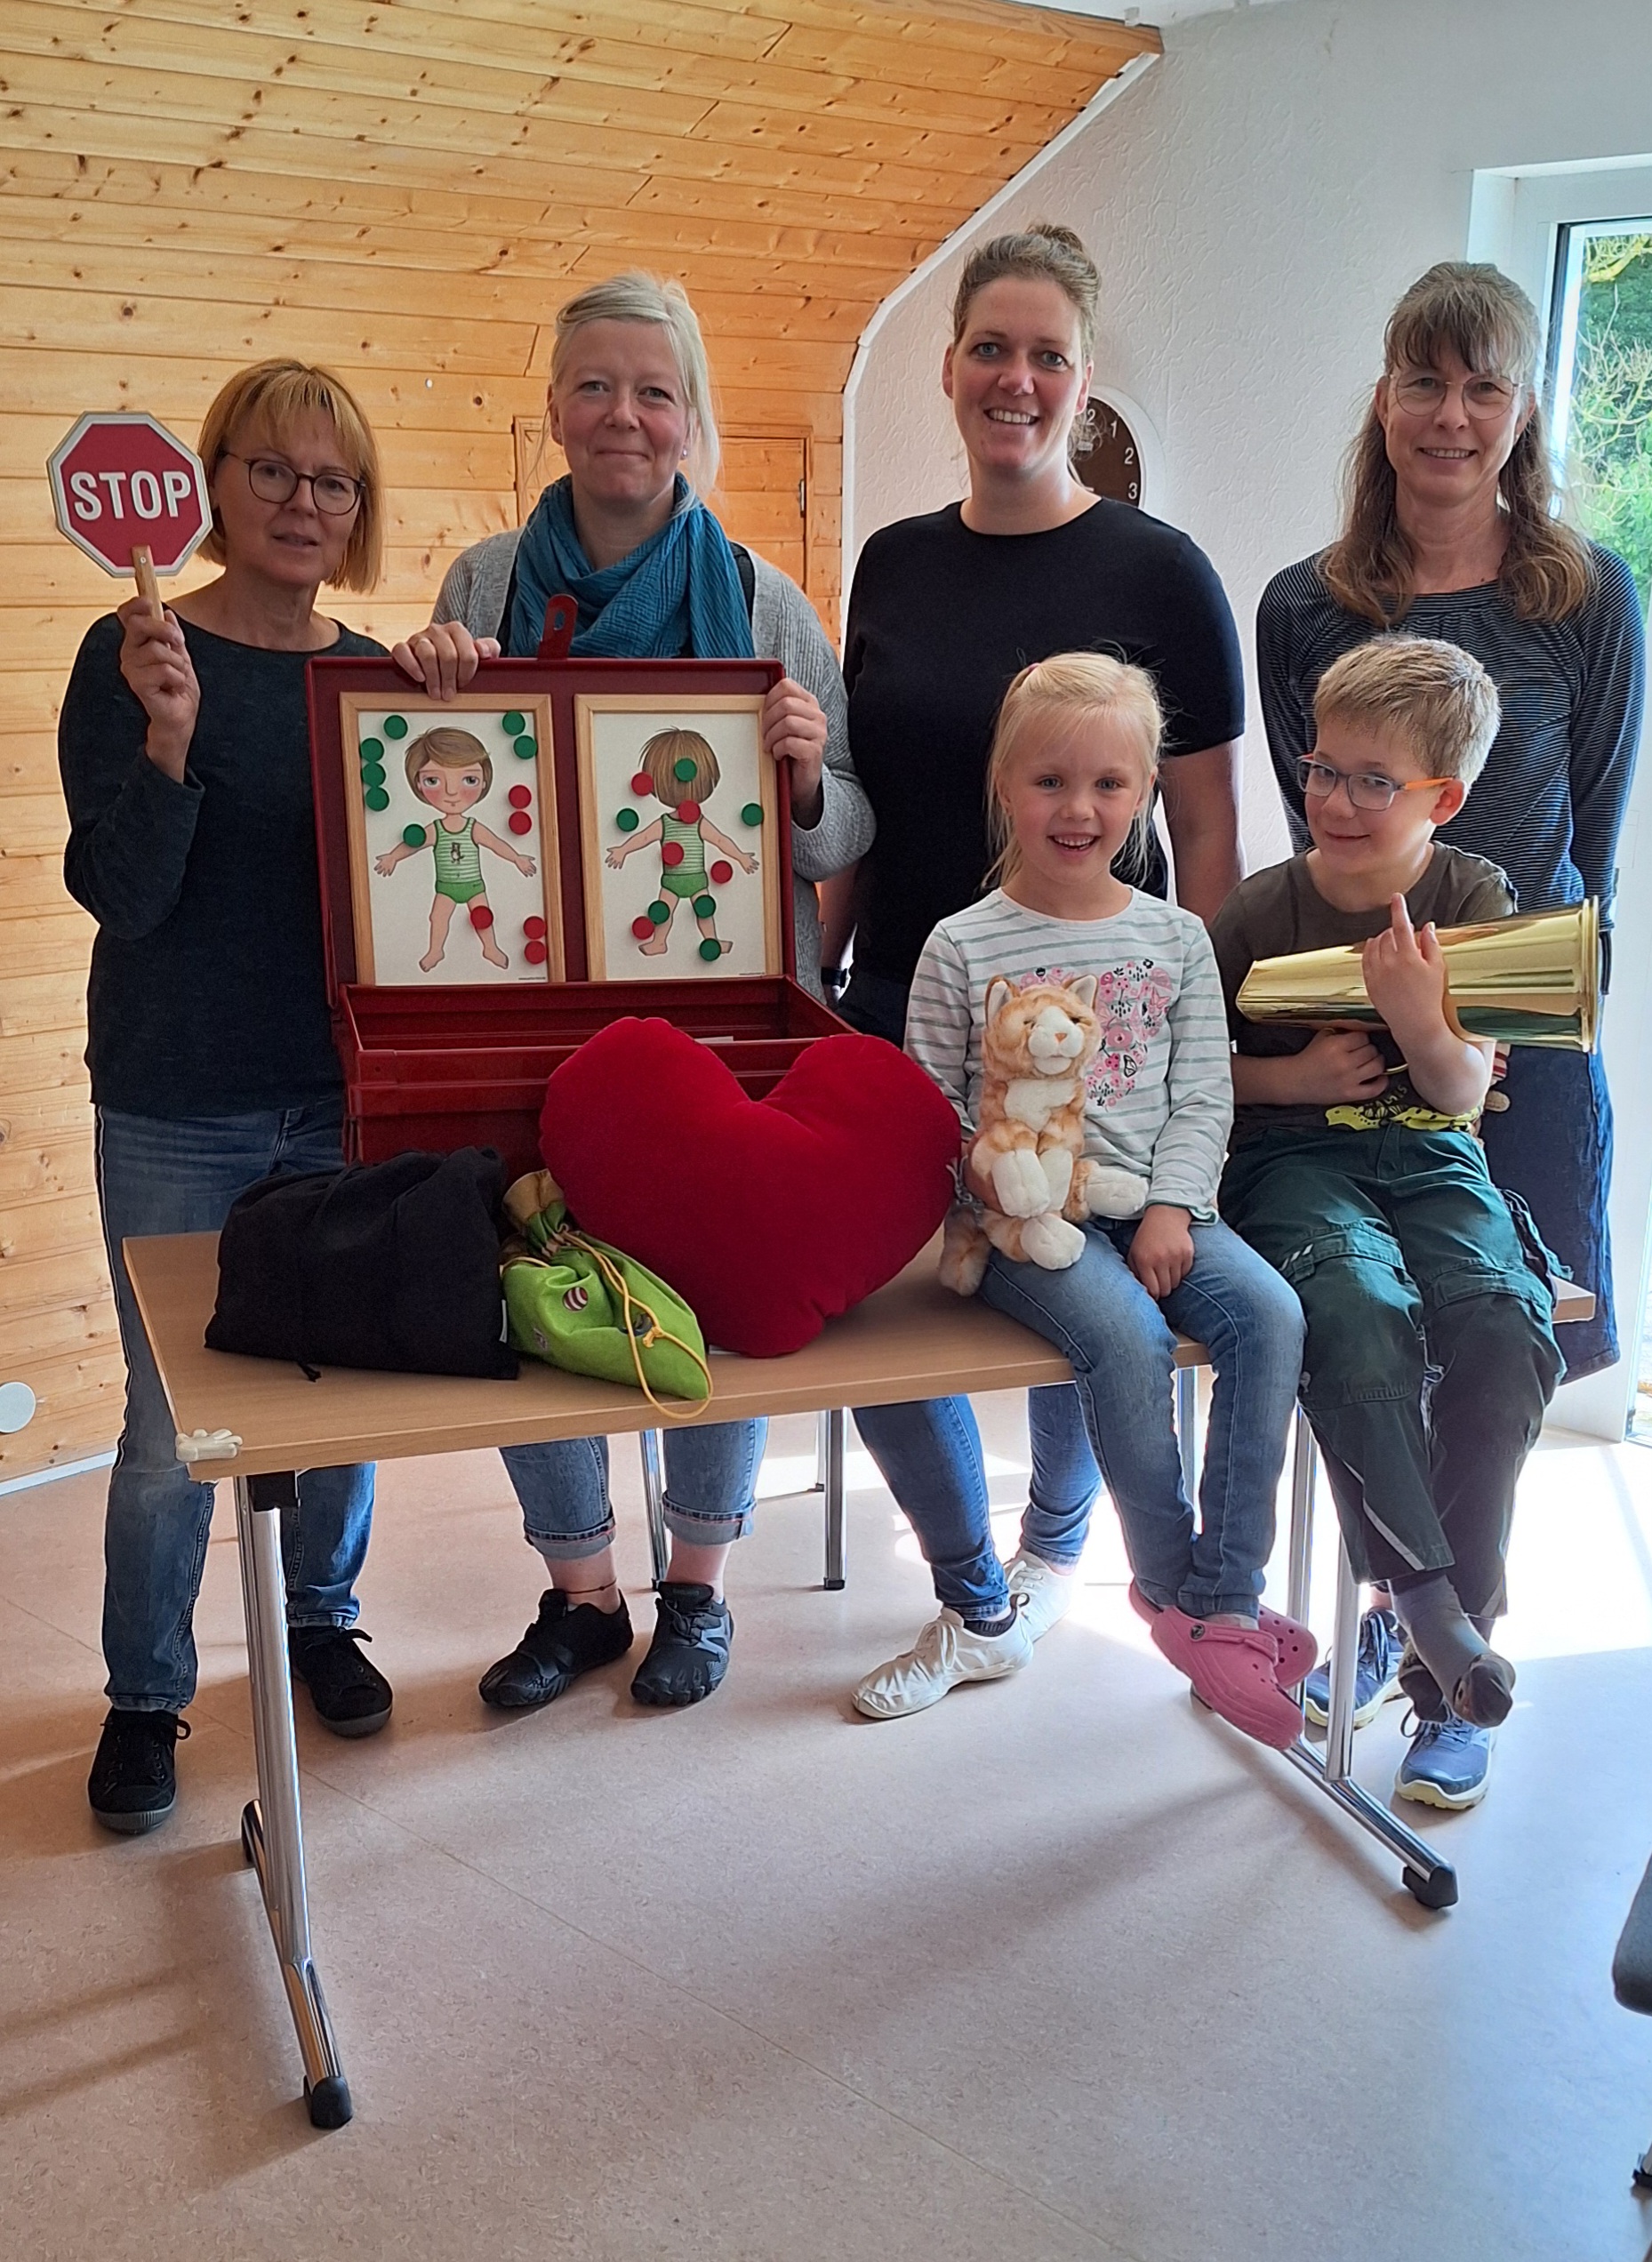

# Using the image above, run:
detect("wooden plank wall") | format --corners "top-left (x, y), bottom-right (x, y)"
top-left (0, 0), bottom-right (1155, 1480)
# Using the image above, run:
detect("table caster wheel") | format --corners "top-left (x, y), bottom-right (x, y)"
top-left (305, 2074), bottom-right (353, 2129)
top-left (1403, 1862), bottom-right (1458, 1910)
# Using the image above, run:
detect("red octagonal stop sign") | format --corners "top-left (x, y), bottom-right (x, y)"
top-left (47, 411), bottom-right (212, 578)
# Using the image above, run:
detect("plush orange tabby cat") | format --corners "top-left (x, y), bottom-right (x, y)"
top-left (939, 975), bottom-right (1150, 1296)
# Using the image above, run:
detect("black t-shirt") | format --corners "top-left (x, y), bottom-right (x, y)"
top-left (60, 613), bottom-right (384, 1116)
top-left (843, 499), bottom-right (1245, 986)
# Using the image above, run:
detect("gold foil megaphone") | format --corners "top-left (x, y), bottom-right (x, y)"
top-left (1236, 900), bottom-right (1600, 1051)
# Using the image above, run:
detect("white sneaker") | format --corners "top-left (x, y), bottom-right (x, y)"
top-left (1003, 1552), bottom-right (1078, 1642)
top-left (852, 1608), bottom-right (1033, 1720)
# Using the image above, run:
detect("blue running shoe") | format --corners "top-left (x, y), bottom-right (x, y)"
top-left (1302, 1606), bottom-right (1405, 1729)
top-left (1394, 1713), bottom-right (1494, 1809)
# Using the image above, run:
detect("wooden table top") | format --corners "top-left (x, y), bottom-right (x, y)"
top-left (123, 1230), bottom-right (1085, 1478)
top-left (123, 1232), bottom-right (1594, 1481)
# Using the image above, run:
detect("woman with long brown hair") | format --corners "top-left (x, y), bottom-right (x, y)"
top-left (1256, 261), bottom-right (1645, 1802)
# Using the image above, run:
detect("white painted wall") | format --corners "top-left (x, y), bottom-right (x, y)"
top-left (846, 0), bottom-right (1652, 1436)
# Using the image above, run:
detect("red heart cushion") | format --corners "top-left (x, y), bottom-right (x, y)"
top-left (540, 1021), bottom-right (960, 1356)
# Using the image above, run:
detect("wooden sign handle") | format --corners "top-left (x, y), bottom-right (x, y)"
top-left (131, 544), bottom-right (163, 622)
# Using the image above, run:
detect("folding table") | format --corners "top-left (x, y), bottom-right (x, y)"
top-left (124, 1227), bottom-right (1589, 2128)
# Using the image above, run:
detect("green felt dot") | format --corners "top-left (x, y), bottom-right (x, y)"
top-left (646, 900), bottom-right (670, 926)
top-left (513, 735), bottom-right (536, 759)
top-left (698, 937), bottom-right (723, 961)
top-left (358, 760), bottom-right (385, 788)
top-left (673, 757), bottom-right (697, 782)
top-left (402, 823), bottom-right (426, 847)
top-left (365, 787), bottom-right (390, 812)
top-left (693, 893), bottom-right (716, 918)
top-left (741, 801), bottom-right (763, 827)
top-left (382, 714), bottom-right (408, 739)
top-left (501, 710), bottom-right (525, 735)
top-left (357, 737), bottom-right (383, 763)
top-left (614, 806), bottom-right (640, 833)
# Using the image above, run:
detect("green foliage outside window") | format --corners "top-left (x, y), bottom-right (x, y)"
top-left (1568, 230), bottom-right (1652, 609)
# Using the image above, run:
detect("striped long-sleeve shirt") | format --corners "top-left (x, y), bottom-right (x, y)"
top-left (1256, 547), bottom-right (1645, 927)
top-left (904, 890), bottom-right (1233, 1220)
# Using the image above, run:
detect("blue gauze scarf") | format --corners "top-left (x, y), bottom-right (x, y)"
top-left (507, 473), bottom-right (755, 661)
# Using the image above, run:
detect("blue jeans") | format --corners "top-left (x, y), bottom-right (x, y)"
top-left (501, 1422), bottom-right (767, 1563)
top-left (1480, 1047), bottom-right (1616, 1377)
top-left (855, 1218), bottom-right (1304, 1619)
top-left (96, 1103), bottom-right (375, 1713)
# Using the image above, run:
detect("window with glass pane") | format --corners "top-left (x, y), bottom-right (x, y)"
top-left (1549, 221), bottom-right (1652, 608)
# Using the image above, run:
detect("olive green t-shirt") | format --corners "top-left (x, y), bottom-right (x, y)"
top-left (1210, 844), bottom-right (1514, 1145)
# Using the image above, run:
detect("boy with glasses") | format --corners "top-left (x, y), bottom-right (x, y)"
top-left (1212, 636), bottom-right (1562, 1809)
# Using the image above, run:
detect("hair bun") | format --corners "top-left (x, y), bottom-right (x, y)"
top-left (1028, 221), bottom-right (1089, 258)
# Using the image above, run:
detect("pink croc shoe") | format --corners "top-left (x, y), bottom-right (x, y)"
top-left (1128, 1584), bottom-right (1316, 1696)
top-left (1147, 1605), bottom-right (1304, 1751)
top-left (1257, 1605), bottom-right (1317, 1692)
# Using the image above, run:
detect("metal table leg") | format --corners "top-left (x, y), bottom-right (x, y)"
top-left (1175, 1365), bottom-right (1199, 1502)
top-left (233, 1473), bottom-right (353, 2128)
top-left (821, 1408), bottom-right (846, 1590)
top-left (1278, 1421), bottom-right (1457, 1911)
top-left (638, 1432), bottom-right (669, 1588)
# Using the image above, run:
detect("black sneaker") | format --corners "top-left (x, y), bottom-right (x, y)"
top-left (478, 1589), bottom-right (634, 1710)
top-left (88, 1708), bottom-right (190, 1835)
top-left (630, 1582), bottom-right (733, 1708)
top-left (288, 1626), bottom-right (393, 1737)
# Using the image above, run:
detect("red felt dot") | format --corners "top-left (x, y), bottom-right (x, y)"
top-left (508, 785), bottom-right (532, 809)
top-left (508, 810), bottom-right (533, 835)
top-left (675, 798), bottom-right (700, 823)
top-left (631, 915), bottom-right (655, 941)
top-left (523, 938), bottom-right (549, 965)
top-left (523, 916), bottom-right (547, 940)
top-left (661, 840), bottom-right (685, 868)
top-left (469, 903), bottom-right (494, 930)
top-left (630, 772), bottom-right (653, 795)
top-left (710, 860), bottom-right (734, 885)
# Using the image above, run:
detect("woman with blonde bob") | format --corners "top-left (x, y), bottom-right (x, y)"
top-left (849, 655), bottom-right (1306, 1735)
top-left (397, 271), bottom-right (872, 1716)
top-left (1260, 262), bottom-right (1644, 1386)
top-left (60, 359), bottom-right (397, 1833)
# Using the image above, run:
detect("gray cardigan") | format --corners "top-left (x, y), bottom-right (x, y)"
top-left (433, 530), bottom-right (873, 993)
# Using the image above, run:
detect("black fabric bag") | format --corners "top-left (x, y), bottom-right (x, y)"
top-left (206, 1147), bottom-right (517, 1379)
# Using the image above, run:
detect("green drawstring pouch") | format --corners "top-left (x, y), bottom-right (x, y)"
top-left (501, 1174), bottom-right (712, 1417)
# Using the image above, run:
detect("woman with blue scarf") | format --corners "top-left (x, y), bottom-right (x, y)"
top-left (395, 272), bottom-right (872, 1713)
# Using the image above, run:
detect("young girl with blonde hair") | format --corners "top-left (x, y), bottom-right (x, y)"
top-left (853, 655), bottom-right (1312, 1747)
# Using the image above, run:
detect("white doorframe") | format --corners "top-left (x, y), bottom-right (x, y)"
top-left (1472, 159), bottom-right (1652, 1438)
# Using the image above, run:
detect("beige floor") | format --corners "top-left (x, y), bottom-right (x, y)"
top-left (4, 1396), bottom-right (1652, 2262)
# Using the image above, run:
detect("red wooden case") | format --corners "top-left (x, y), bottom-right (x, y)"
top-left (307, 637), bottom-right (846, 1179)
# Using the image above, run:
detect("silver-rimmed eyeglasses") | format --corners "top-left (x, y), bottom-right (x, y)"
top-left (1388, 370), bottom-right (1520, 420)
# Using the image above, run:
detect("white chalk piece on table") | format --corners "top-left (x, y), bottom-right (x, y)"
top-left (46, 410), bottom-right (213, 619)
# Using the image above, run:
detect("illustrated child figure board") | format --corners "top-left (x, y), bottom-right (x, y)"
top-left (374, 727), bottom-right (537, 971)
top-left (576, 692), bottom-right (784, 981)
top-left (337, 693), bottom-right (561, 986)
top-left (605, 727), bottom-right (757, 963)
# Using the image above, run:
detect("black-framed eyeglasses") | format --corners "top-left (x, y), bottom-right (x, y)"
top-left (221, 451), bottom-right (365, 514)
top-left (1388, 370), bottom-right (1520, 420)
top-left (1296, 756), bottom-right (1453, 813)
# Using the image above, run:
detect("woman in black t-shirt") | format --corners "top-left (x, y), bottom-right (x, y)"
top-left (837, 225), bottom-right (1248, 1664)
top-left (59, 359), bottom-right (394, 1834)
top-left (831, 222), bottom-right (1246, 1043)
